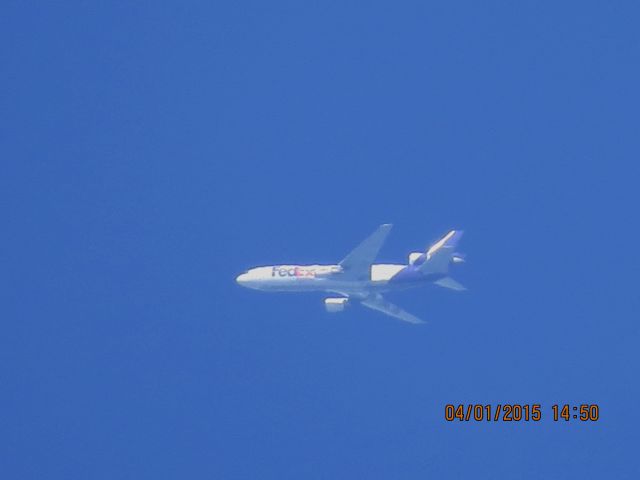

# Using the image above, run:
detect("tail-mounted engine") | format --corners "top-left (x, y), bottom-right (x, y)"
top-left (409, 251), bottom-right (465, 266)
top-left (408, 252), bottom-right (424, 265)
top-left (324, 297), bottom-right (349, 312)
top-left (452, 253), bottom-right (465, 264)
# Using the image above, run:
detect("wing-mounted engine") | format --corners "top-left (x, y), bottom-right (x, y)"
top-left (324, 297), bottom-right (349, 312)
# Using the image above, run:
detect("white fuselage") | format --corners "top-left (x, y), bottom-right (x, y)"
top-left (235, 264), bottom-right (410, 296)
top-left (235, 226), bottom-right (464, 324)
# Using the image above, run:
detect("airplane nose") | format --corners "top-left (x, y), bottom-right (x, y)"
top-left (236, 273), bottom-right (248, 285)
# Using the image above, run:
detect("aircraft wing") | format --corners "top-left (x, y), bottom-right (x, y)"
top-left (360, 293), bottom-right (425, 324)
top-left (433, 276), bottom-right (466, 291)
top-left (339, 224), bottom-right (392, 280)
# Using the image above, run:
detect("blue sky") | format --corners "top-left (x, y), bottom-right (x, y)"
top-left (2, 1), bottom-right (639, 478)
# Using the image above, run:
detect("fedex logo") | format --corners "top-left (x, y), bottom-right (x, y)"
top-left (271, 266), bottom-right (316, 278)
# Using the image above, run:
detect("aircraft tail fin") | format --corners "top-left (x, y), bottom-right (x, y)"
top-left (417, 230), bottom-right (464, 275)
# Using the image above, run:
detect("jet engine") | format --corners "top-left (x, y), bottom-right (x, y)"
top-left (324, 297), bottom-right (349, 312)
top-left (408, 252), bottom-right (424, 265)
top-left (452, 253), bottom-right (465, 263)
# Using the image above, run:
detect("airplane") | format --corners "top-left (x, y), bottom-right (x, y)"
top-left (235, 224), bottom-right (465, 324)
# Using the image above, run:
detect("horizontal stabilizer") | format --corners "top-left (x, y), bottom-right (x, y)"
top-left (433, 276), bottom-right (466, 291)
